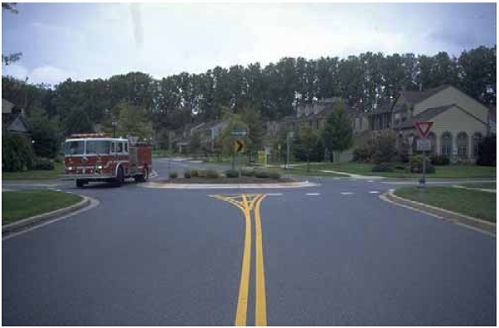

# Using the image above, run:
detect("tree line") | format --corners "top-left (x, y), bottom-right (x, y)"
top-left (2, 46), bottom-right (496, 154)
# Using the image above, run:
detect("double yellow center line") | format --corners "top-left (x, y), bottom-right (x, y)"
top-left (210, 193), bottom-right (268, 326)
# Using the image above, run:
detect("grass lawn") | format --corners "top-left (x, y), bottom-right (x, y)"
top-left (2, 162), bottom-right (64, 180)
top-left (457, 182), bottom-right (496, 190)
top-left (394, 186), bottom-right (496, 222)
top-left (2, 189), bottom-right (82, 224)
top-left (310, 162), bottom-right (496, 179)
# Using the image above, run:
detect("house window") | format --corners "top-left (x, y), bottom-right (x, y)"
top-left (472, 132), bottom-right (483, 158)
top-left (441, 132), bottom-right (452, 157)
top-left (457, 132), bottom-right (468, 159)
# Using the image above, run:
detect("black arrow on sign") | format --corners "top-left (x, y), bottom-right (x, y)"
top-left (235, 140), bottom-right (244, 152)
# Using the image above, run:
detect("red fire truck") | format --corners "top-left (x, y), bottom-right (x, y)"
top-left (62, 133), bottom-right (152, 188)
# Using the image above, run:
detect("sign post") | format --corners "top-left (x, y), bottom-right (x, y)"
top-left (414, 121), bottom-right (433, 188)
top-left (285, 132), bottom-right (294, 169)
top-left (231, 130), bottom-right (247, 171)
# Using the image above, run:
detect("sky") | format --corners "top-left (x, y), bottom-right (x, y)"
top-left (2, 2), bottom-right (496, 86)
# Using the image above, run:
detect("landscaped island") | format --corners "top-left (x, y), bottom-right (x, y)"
top-left (164, 168), bottom-right (295, 184)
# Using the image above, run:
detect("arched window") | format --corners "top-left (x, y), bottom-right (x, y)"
top-left (472, 132), bottom-right (483, 158)
top-left (457, 132), bottom-right (469, 159)
top-left (441, 132), bottom-right (452, 157)
top-left (428, 132), bottom-right (437, 155)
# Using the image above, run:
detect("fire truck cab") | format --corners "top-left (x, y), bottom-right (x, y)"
top-left (62, 133), bottom-right (152, 188)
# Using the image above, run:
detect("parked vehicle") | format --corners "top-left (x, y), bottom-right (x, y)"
top-left (62, 133), bottom-right (152, 188)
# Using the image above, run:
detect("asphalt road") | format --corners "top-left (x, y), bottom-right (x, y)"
top-left (2, 158), bottom-right (496, 325)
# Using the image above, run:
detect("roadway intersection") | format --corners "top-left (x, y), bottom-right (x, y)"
top-left (2, 158), bottom-right (496, 325)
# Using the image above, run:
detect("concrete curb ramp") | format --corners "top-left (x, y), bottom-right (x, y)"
top-left (142, 180), bottom-right (320, 189)
top-left (3, 195), bottom-right (93, 238)
top-left (381, 189), bottom-right (495, 236)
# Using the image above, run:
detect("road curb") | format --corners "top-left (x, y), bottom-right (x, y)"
top-left (141, 180), bottom-right (320, 189)
top-left (2, 195), bottom-right (91, 237)
top-left (381, 189), bottom-right (495, 236)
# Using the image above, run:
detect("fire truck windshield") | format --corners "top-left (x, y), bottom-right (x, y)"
top-left (64, 140), bottom-right (85, 155)
top-left (86, 140), bottom-right (111, 155)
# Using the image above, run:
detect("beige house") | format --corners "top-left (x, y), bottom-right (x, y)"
top-left (391, 85), bottom-right (490, 162)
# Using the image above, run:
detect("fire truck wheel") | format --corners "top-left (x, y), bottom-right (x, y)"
top-left (76, 179), bottom-right (85, 188)
top-left (115, 166), bottom-right (124, 187)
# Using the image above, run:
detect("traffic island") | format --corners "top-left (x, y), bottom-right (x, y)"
top-left (381, 187), bottom-right (496, 235)
top-left (2, 190), bottom-right (92, 237)
top-left (143, 168), bottom-right (320, 189)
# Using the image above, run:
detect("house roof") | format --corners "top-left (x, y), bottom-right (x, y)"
top-left (2, 98), bottom-right (15, 114)
top-left (396, 104), bottom-right (455, 129)
top-left (398, 85), bottom-right (451, 105)
top-left (4, 114), bottom-right (31, 133)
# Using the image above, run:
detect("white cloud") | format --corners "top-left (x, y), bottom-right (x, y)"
top-left (2, 63), bottom-right (29, 81)
top-left (2, 3), bottom-right (495, 84)
top-left (30, 65), bottom-right (75, 85)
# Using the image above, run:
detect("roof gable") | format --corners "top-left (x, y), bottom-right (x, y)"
top-left (397, 103), bottom-right (487, 129)
top-left (399, 85), bottom-right (451, 106)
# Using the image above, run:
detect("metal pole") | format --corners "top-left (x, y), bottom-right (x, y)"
top-left (419, 150), bottom-right (426, 188)
top-left (286, 134), bottom-right (290, 170)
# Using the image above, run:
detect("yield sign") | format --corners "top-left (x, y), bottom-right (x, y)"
top-left (415, 121), bottom-right (433, 138)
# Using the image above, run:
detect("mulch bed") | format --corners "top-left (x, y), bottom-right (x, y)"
top-left (157, 176), bottom-right (296, 184)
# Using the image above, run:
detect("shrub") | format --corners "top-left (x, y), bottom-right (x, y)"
top-left (205, 169), bottom-right (220, 179)
top-left (190, 169), bottom-right (199, 177)
top-left (184, 171), bottom-right (191, 178)
top-left (241, 167), bottom-right (255, 176)
top-left (225, 169), bottom-right (240, 178)
top-left (409, 155), bottom-right (435, 174)
top-left (372, 131), bottom-right (398, 164)
top-left (430, 154), bottom-right (450, 166)
top-left (2, 134), bottom-right (35, 172)
top-left (352, 146), bottom-right (373, 163)
top-left (32, 157), bottom-right (54, 170)
top-left (169, 171), bottom-right (178, 179)
top-left (371, 163), bottom-right (394, 172)
top-left (255, 169), bottom-right (270, 178)
top-left (54, 155), bottom-right (64, 164)
top-left (477, 135), bottom-right (496, 166)
top-left (268, 171), bottom-right (281, 179)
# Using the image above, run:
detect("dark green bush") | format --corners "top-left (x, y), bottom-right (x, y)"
top-left (371, 163), bottom-right (394, 172)
top-left (169, 171), bottom-right (178, 179)
top-left (241, 168), bottom-right (254, 176)
top-left (205, 169), bottom-right (220, 179)
top-left (184, 171), bottom-right (191, 178)
top-left (430, 154), bottom-right (450, 166)
top-left (255, 170), bottom-right (270, 178)
top-left (54, 155), bottom-right (64, 164)
top-left (353, 146), bottom-right (373, 163)
top-left (225, 169), bottom-right (240, 178)
top-left (409, 155), bottom-right (435, 173)
top-left (268, 171), bottom-right (281, 179)
top-left (477, 135), bottom-right (496, 166)
top-left (190, 169), bottom-right (199, 177)
top-left (32, 157), bottom-right (54, 170)
top-left (2, 134), bottom-right (35, 172)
